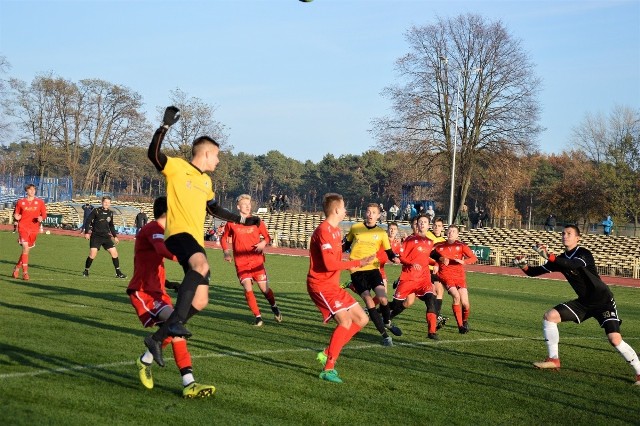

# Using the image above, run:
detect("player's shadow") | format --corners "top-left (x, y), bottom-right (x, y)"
top-left (0, 300), bottom-right (139, 337)
top-left (0, 342), bottom-right (138, 388)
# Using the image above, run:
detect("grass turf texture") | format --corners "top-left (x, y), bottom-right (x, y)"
top-left (1, 230), bottom-right (638, 425)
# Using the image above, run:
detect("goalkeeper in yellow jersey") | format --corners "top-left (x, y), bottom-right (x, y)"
top-left (343, 203), bottom-right (401, 346)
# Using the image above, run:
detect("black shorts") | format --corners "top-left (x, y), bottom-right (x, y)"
top-left (165, 233), bottom-right (206, 273)
top-left (90, 234), bottom-right (115, 250)
top-left (431, 273), bottom-right (440, 284)
top-left (555, 297), bottom-right (621, 334)
top-left (350, 269), bottom-right (384, 295)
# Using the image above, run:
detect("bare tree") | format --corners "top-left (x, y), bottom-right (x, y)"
top-left (160, 88), bottom-right (230, 160)
top-left (5, 75), bottom-right (148, 193)
top-left (0, 56), bottom-right (12, 140)
top-left (372, 14), bottom-right (542, 223)
top-left (5, 74), bottom-right (61, 185)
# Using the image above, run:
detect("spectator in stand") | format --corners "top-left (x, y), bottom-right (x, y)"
top-left (81, 202), bottom-right (94, 232)
top-left (388, 203), bottom-right (399, 221)
top-left (425, 204), bottom-right (435, 221)
top-left (135, 209), bottom-right (149, 236)
top-left (544, 214), bottom-right (556, 232)
top-left (12, 184), bottom-right (47, 281)
top-left (469, 208), bottom-right (480, 229)
top-left (403, 203), bottom-right (412, 221)
top-left (458, 204), bottom-right (470, 230)
top-left (601, 216), bottom-right (614, 236)
top-left (269, 194), bottom-right (277, 213)
top-left (379, 204), bottom-right (387, 223)
top-left (478, 208), bottom-right (489, 228)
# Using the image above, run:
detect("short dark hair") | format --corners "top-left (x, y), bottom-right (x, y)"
top-left (153, 196), bottom-right (168, 218)
top-left (24, 184), bottom-right (36, 191)
top-left (192, 136), bottom-right (219, 156)
top-left (101, 196), bottom-right (111, 201)
top-left (564, 224), bottom-right (581, 236)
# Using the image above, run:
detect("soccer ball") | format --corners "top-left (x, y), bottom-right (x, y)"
top-left (45, 230), bottom-right (51, 235)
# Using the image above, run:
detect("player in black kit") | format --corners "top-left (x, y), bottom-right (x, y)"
top-left (514, 224), bottom-right (640, 385)
top-left (82, 196), bottom-right (127, 278)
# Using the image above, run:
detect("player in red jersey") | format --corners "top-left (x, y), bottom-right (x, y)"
top-left (388, 215), bottom-right (441, 339)
top-left (127, 197), bottom-right (215, 398)
top-left (432, 225), bottom-right (478, 334)
top-left (221, 194), bottom-right (282, 326)
top-left (308, 193), bottom-right (375, 383)
top-left (12, 184), bottom-right (47, 281)
top-left (377, 221), bottom-right (402, 290)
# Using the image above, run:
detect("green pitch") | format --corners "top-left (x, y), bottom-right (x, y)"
top-left (1, 231), bottom-right (638, 425)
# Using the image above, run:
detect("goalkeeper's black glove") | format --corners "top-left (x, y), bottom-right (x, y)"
top-left (162, 106), bottom-right (180, 127)
top-left (241, 215), bottom-right (261, 227)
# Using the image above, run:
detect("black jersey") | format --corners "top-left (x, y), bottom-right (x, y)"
top-left (525, 246), bottom-right (612, 303)
top-left (84, 207), bottom-right (117, 238)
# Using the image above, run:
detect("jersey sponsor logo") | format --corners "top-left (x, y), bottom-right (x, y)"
top-left (152, 233), bottom-right (165, 240)
top-left (321, 243), bottom-right (332, 250)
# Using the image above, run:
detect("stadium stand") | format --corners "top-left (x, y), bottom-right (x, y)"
top-left (2, 202), bottom-right (638, 279)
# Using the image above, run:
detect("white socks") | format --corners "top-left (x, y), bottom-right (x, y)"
top-left (543, 320), bottom-right (560, 359)
top-left (141, 351), bottom-right (154, 365)
top-left (615, 340), bottom-right (640, 375)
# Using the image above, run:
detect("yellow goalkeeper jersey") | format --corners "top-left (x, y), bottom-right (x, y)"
top-left (162, 156), bottom-right (214, 247)
top-left (346, 222), bottom-right (392, 271)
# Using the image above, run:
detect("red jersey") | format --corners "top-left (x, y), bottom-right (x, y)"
top-left (220, 220), bottom-right (271, 268)
top-left (377, 238), bottom-right (401, 270)
top-left (307, 220), bottom-right (361, 292)
top-left (14, 197), bottom-right (47, 232)
top-left (433, 240), bottom-right (477, 283)
top-left (127, 221), bottom-right (176, 296)
top-left (398, 234), bottom-right (436, 282)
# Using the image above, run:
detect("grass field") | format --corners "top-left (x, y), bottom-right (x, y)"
top-left (1, 230), bottom-right (639, 425)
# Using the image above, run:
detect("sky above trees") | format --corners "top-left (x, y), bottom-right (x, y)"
top-left (1, 0), bottom-right (638, 162)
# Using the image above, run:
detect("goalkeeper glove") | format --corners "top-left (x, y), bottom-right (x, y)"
top-left (532, 243), bottom-right (549, 260)
top-left (513, 256), bottom-right (528, 269)
top-left (162, 106), bottom-right (180, 127)
top-left (240, 215), bottom-right (261, 226)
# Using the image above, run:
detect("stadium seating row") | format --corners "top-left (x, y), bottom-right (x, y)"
top-left (1, 202), bottom-right (637, 279)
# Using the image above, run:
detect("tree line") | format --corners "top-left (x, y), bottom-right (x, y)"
top-left (0, 14), bottom-right (638, 233)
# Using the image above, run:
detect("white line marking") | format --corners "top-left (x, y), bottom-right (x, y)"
top-left (2, 335), bottom-right (635, 380)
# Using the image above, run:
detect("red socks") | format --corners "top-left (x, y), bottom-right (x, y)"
top-left (326, 322), bottom-right (362, 370)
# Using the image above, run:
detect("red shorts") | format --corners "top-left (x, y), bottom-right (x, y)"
top-left (393, 279), bottom-right (433, 301)
top-left (129, 290), bottom-right (173, 328)
top-left (18, 229), bottom-right (38, 248)
top-left (439, 275), bottom-right (467, 290)
top-left (308, 284), bottom-right (359, 323)
top-left (236, 265), bottom-right (268, 284)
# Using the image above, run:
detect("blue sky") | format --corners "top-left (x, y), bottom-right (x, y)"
top-left (0, 0), bottom-right (638, 162)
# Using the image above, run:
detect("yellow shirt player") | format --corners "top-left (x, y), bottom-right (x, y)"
top-left (342, 203), bottom-right (401, 346)
top-left (426, 216), bottom-right (448, 330)
top-left (143, 107), bottom-right (260, 399)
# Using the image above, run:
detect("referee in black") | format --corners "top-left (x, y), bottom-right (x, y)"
top-left (83, 196), bottom-right (127, 278)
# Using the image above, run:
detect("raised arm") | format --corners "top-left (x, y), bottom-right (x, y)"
top-left (148, 106), bottom-right (180, 171)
